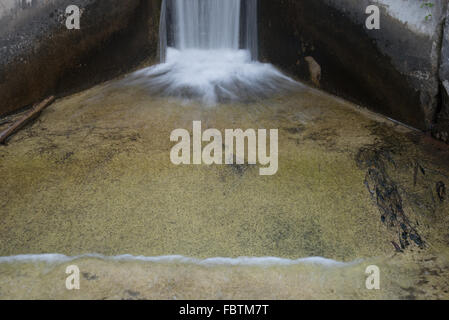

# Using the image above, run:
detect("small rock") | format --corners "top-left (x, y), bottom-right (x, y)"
top-left (305, 56), bottom-right (321, 87)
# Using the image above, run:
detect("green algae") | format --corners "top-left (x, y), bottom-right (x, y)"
top-left (0, 79), bottom-right (449, 299)
top-left (0, 85), bottom-right (392, 260)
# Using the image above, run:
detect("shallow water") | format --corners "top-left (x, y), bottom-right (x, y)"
top-left (1, 252), bottom-right (448, 299)
top-left (0, 78), bottom-right (449, 299)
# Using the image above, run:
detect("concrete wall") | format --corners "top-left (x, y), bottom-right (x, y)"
top-left (0, 0), bottom-right (161, 116)
top-left (259, 0), bottom-right (447, 132)
top-left (435, 5), bottom-right (449, 143)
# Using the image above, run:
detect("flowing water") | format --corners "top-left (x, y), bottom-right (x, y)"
top-left (159, 0), bottom-right (257, 59)
top-left (165, 0), bottom-right (242, 52)
top-left (126, 0), bottom-right (295, 105)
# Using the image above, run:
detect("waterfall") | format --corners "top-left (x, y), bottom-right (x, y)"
top-left (160, 0), bottom-right (257, 62)
top-left (242, 0), bottom-right (258, 60)
top-left (126, 0), bottom-right (297, 105)
top-left (173, 0), bottom-right (241, 50)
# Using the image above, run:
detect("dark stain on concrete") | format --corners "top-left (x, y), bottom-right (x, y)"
top-left (82, 272), bottom-right (98, 281)
top-left (355, 122), bottom-right (430, 250)
top-left (437, 181), bottom-right (446, 202)
top-left (357, 145), bottom-right (425, 250)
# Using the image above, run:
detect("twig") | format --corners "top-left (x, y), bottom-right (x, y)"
top-left (0, 96), bottom-right (55, 145)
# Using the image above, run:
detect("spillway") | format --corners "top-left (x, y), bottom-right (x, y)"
top-left (126, 0), bottom-right (296, 105)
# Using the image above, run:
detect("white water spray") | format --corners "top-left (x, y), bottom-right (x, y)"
top-left (126, 0), bottom-right (297, 105)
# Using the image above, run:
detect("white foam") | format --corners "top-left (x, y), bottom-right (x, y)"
top-left (0, 253), bottom-right (359, 268)
top-left (123, 48), bottom-right (298, 105)
top-left (127, 0), bottom-right (296, 104)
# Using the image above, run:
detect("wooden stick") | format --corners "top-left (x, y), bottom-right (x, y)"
top-left (0, 96), bottom-right (55, 145)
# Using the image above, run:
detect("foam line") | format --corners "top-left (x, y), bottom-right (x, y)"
top-left (0, 253), bottom-right (360, 267)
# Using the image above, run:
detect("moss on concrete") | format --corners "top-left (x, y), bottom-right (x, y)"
top-left (0, 78), bottom-right (448, 299)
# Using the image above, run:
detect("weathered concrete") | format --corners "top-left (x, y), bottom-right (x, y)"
top-left (435, 5), bottom-right (449, 143)
top-left (259, 0), bottom-right (447, 131)
top-left (441, 5), bottom-right (449, 82)
top-left (0, 0), bottom-right (161, 117)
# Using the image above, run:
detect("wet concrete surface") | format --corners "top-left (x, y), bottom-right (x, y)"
top-left (0, 77), bottom-right (449, 299)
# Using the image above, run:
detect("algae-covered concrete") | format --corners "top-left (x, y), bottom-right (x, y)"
top-left (435, 5), bottom-right (449, 143)
top-left (0, 75), bottom-right (448, 299)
